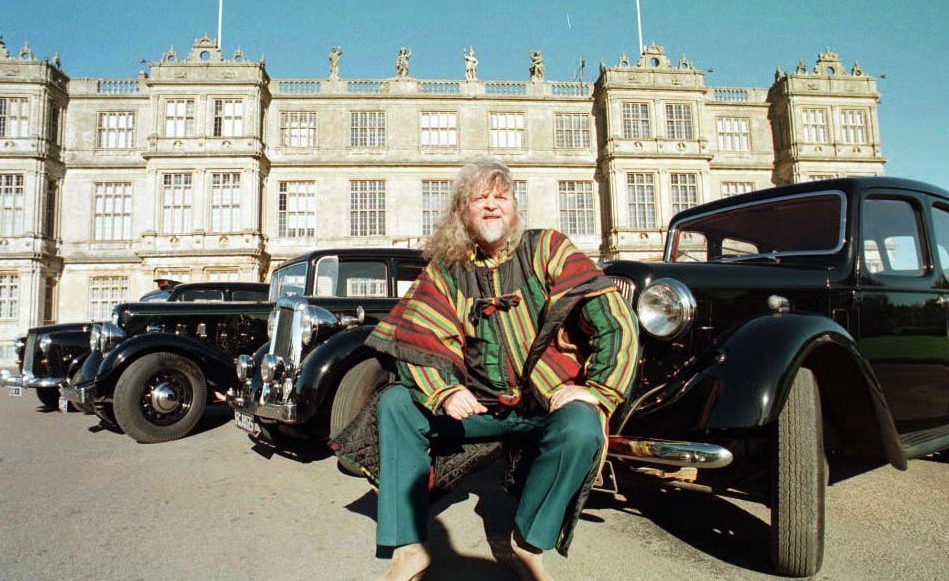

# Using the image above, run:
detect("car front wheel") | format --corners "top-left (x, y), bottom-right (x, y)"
top-left (35, 386), bottom-right (60, 410)
top-left (113, 352), bottom-right (207, 444)
top-left (771, 367), bottom-right (825, 577)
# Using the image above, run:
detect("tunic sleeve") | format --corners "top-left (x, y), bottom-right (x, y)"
top-left (577, 289), bottom-right (639, 415)
top-left (396, 360), bottom-right (466, 413)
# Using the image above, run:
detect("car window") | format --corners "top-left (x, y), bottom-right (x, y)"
top-left (176, 289), bottom-right (225, 302)
top-left (932, 204), bottom-right (949, 279)
top-left (340, 261), bottom-right (388, 297)
top-left (861, 198), bottom-right (925, 277)
top-left (232, 289), bottom-right (268, 302)
top-left (670, 191), bottom-right (844, 263)
top-left (396, 262), bottom-right (425, 296)
top-left (270, 262), bottom-right (308, 300)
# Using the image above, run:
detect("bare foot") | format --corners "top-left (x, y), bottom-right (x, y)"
top-left (509, 531), bottom-right (553, 581)
top-left (379, 543), bottom-right (431, 581)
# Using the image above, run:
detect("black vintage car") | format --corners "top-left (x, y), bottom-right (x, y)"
top-left (600, 177), bottom-right (948, 577)
top-left (2, 282), bottom-right (268, 412)
top-left (227, 248), bottom-right (426, 441)
top-left (59, 282), bottom-right (271, 442)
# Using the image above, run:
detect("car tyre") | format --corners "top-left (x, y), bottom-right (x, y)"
top-left (35, 386), bottom-right (60, 410)
top-left (113, 352), bottom-right (207, 444)
top-left (330, 358), bottom-right (388, 475)
top-left (771, 367), bottom-right (825, 577)
top-left (330, 357), bottom-right (388, 437)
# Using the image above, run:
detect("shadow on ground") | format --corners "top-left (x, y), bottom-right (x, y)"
top-left (345, 457), bottom-right (781, 576)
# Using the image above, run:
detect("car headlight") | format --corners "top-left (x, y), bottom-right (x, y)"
top-left (98, 322), bottom-right (126, 353)
top-left (260, 353), bottom-right (285, 383)
top-left (636, 278), bottom-right (697, 340)
top-left (300, 305), bottom-right (337, 346)
top-left (236, 354), bottom-right (255, 382)
top-left (267, 310), bottom-right (279, 339)
top-left (89, 325), bottom-right (102, 352)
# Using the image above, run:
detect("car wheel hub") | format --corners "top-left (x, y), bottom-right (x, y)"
top-left (150, 383), bottom-right (179, 413)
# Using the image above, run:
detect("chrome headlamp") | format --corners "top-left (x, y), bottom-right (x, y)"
top-left (260, 353), bottom-right (285, 383)
top-left (267, 310), bottom-right (279, 339)
top-left (98, 322), bottom-right (126, 353)
top-left (299, 305), bottom-right (337, 346)
top-left (636, 278), bottom-right (697, 340)
top-left (236, 354), bottom-right (255, 382)
top-left (89, 325), bottom-right (102, 352)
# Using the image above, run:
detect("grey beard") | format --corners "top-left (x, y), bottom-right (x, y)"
top-left (476, 221), bottom-right (508, 245)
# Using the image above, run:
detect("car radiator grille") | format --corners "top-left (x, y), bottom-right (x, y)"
top-left (22, 334), bottom-right (38, 375)
top-left (271, 306), bottom-right (294, 361)
top-left (607, 276), bottom-right (636, 306)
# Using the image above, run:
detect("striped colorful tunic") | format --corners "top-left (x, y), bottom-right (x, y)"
top-left (366, 229), bottom-right (638, 415)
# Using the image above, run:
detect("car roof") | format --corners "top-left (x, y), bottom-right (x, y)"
top-left (275, 247), bottom-right (425, 270)
top-left (672, 177), bottom-right (949, 225)
top-left (170, 282), bottom-right (268, 292)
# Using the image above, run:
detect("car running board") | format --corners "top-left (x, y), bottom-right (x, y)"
top-left (899, 425), bottom-right (949, 460)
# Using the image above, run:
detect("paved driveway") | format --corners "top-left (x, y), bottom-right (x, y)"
top-left (0, 394), bottom-right (945, 580)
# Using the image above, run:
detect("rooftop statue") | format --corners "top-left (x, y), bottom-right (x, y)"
top-left (464, 46), bottom-right (478, 81)
top-left (529, 50), bottom-right (545, 82)
top-left (395, 47), bottom-right (411, 79)
top-left (329, 46), bottom-right (342, 80)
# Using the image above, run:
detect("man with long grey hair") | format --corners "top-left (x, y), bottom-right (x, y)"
top-left (335, 157), bottom-right (638, 580)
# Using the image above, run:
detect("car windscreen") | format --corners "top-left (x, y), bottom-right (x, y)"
top-left (669, 191), bottom-right (845, 263)
top-left (269, 261), bottom-right (308, 300)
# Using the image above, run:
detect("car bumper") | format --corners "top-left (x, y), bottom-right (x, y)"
top-left (226, 385), bottom-right (300, 423)
top-left (2, 371), bottom-right (67, 392)
top-left (60, 380), bottom-right (98, 405)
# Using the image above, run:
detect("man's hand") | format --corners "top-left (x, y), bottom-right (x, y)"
top-left (549, 384), bottom-right (601, 412)
top-left (442, 388), bottom-right (489, 420)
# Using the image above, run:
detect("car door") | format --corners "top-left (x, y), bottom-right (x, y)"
top-left (928, 199), bottom-right (949, 418)
top-left (856, 189), bottom-right (949, 431)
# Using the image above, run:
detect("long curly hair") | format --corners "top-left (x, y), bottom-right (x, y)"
top-left (423, 157), bottom-right (523, 268)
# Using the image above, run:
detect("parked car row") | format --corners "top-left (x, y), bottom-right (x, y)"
top-left (4, 177), bottom-right (947, 578)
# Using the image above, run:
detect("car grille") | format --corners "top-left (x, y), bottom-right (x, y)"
top-left (607, 276), bottom-right (636, 306)
top-left (271, 306), bottom-right (294, 361)
top-left (22, 334), bottom-right (37, 375)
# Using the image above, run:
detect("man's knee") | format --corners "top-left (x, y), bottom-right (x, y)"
top-left (376, 384), bottom-right (416, 419)
top-left (547, 402), bottom-right (605, 453)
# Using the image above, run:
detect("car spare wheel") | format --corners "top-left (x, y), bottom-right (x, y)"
top-left (771, 367), bottom-right (826, 577)
top-left (330, 357), bottom-right (389, 438)
top-left (113, 352), bottom-right (207, 444)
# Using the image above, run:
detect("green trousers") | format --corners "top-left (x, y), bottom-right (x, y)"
top-left (376, 385), bottom-right (604, 550)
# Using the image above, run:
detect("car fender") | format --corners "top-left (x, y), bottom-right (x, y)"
top-left (293, 326), bottom-right (378, 420)
top-left (96, 333), bottom-right (236, 396)
top-left (694, 312), bottom-right (904, 467)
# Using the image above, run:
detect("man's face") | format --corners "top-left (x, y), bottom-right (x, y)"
top-left (466, 180), bottom-right (516, 249)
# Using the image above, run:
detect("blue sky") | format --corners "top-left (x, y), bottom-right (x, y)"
top-left (4, 0), bottom-right (947, 186)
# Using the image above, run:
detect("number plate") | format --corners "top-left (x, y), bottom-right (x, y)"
top-left (58, 396), bottom-right (69, 413)
top-left (234, 411), bottom-right (260, 436)
top-left (8, 386), bottom-right (22, 397)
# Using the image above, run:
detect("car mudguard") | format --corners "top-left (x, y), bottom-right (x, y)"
top-left (95, 332), bottom-right (237, 397)
top-left (687, 312), bottom-right (904, 468)
top-left (292, 325), bottom-right (378, 421)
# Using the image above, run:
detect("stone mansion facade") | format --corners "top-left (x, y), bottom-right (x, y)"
top-left (0, 34), bottom-right (886, 362)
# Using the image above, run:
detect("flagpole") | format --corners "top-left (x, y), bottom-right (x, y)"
top-left (217, 0), bottom-right (223, 48)
top-left (636, 0), bottom-right (644, 56)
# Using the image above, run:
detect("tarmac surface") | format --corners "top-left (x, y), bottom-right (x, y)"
top-left (0, 392), bottom-right (946, 580)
